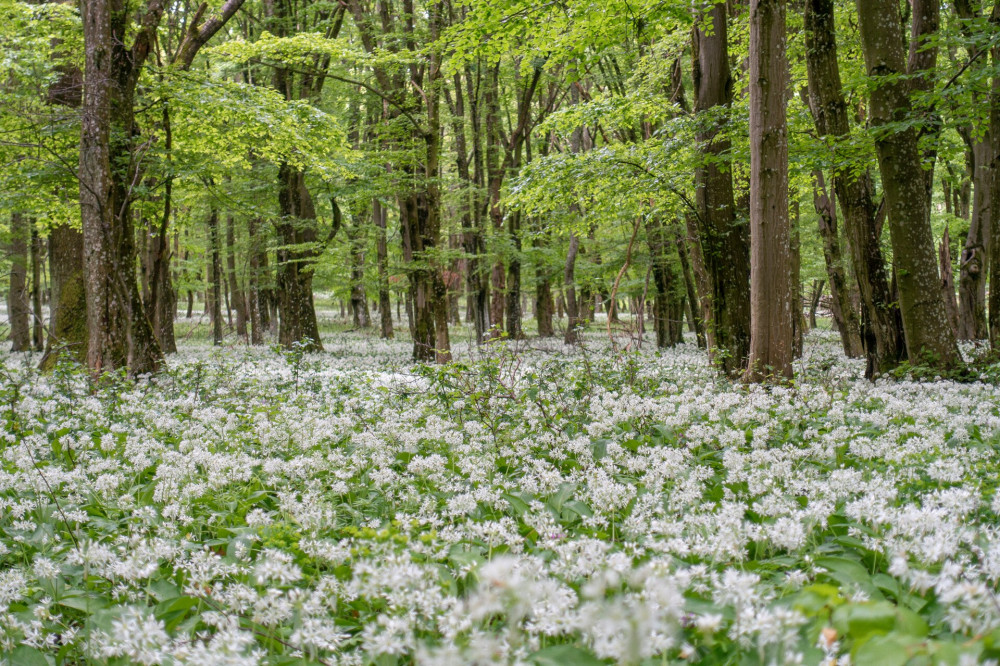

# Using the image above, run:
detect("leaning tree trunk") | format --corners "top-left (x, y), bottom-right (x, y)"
top-left (811, 169), bottom-right (864, 357)
top-left (693, 2), bottom-right (751, 375)
top-left (805, 0), bottom-right (906, 378)
top-left (7, 212), bottom-right (30, 352)
top-left (746, 0), bottom-right (793, 383)
top-left (856, 0), bottom-right (962, 369)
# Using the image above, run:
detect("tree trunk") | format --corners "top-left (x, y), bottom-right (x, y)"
top-left (7, 212), bottom-right (30, 352)
top-left (805, 0), bottom-right (906, 377)
top-left (646, 217), bottom-right (678, 348)
top-left (40, 225), bottom-right (87, 370)
top-left (564, 234), bottom-right (582, 344)
top-left (746, 0), bottom-right (793, 382)
top-left (79, 0), bottom-right (163, 376)
top-left (988, 4), bottom-right (1000, 349)
top-left (374, 199), bottom-right (393, 339)
top-left (812, 169), bottom-right (864, 357)
top-left (856, 0), bottom-right (961, 369)
top-left (30, 227), bottom-right (44, 351)
top-left (940, 226), bottom-right (961, 336)
top-left (247, 217), bottom-right (263, 345)
top-left (349, 221), bottom-right (370, 329)
top-left (208, 209), bottom-right (223, 346)
top-left (693, 2), bottom-right (751, 375)
top-left (809, 280), bottom-right (824, 329)
top-left (505, 210), bottom-right (524, 338)
top-left (958, 136), bottom-right (990, 339)
top-left (675, 225), bottom-right (706, 348)
top-left (225, 215), bottom-right (247, 339)
top-left (275, 165), bottom-right (323, 351)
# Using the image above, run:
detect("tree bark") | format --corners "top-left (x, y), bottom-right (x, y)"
top-left (39, 225), bottom-right (87, 370)
top-left (30, 227), bottom-right (44, 351)
top-left (746, 0), bottom-right (793, 382)
top-left (563, 234), bottom-right (581, 344)
top-left (958, 136), bottom-right (990, 340)
top-left (226, 214), bottom-right (248, 339)
top-left (208, 209), bottom-right (223, 345)
top-left (7, 212), bottom-right (30, 352)
top-left (693, 2), bottom-right (751, 375)
top-left (805, 0), bottom-right (906, 377)
top-left (275, 165), bottom-right (323, 351)
top-left (374, 198), bottom-right (393, 339)
top-left (856, 0), bottom-right (962, 369)
top-left (940, 226), bottom-right (961, 336)
top-left (811, 169), bottom-right (864, 357)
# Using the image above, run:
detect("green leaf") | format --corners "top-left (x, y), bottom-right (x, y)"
top-left (9, 646), bottom-right (50, 666)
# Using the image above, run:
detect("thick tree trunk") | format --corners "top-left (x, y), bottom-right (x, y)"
top-left (856, 0), bottom-right (961, 369)
top-left (7, 212), bottom-right (30, 351)
top-left (275, 165), bottom-right (323, 351)
top-left (805, 0), bottom-right (906, 377)
top-left (746, 0), bottom-right (793, 382)
top-left (693, 2), bottom-right (751, 375)
top-left (39, 225), bottom-right (87, 370)
top-left (812, 170), bottom-right (864, 357)
top-left (226, 215), bottom-right (247, 339)
top-left (79, 0), bottom-right (163, 376)
top-left (988, 5), bottom-right (1000, 349)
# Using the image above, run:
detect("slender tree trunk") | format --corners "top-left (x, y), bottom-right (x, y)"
top-left (208, 210), bottom-right (223, 345)
top-left (805, 0), bottom-right (906, 377)
top-left (505, 210), bottom-right (524, 338)
top-left (693, 2), bottom-right (751, 375)
top-left (226, 215), bottom-right (247, 339)
top-left (646, 217), bottom-right (677, 348)
top-left (856, 0), bottom-right (961, 368)
top-left (940, 226), bottom-right (961, 336)
top-left (7, 212), bottom-right (30, 351)
top-left (675, 225), bottom-right (706, 348)
top-left (30, 227), bottom-right (44, 351)
top-left (247, 217), bottom-right (263, 345)
top-left (958, 136), bottom-right (990, 339)
top-left (746, 0), bottom-right (793, 382)
top-left (374, 199), bottom-right (393, 339)
top-left (349, 222), bottom-right (370, 328)
top-left (564, 234), bottom-right (581, 344)
top-left (809, 280), bottom-right (824, 329)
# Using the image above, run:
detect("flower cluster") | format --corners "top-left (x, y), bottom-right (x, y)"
top-left (1, 330), bottom-right (1000, 664)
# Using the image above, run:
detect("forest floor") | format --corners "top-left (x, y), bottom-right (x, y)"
top-left (2, 326), bottom-right (1000, 665)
